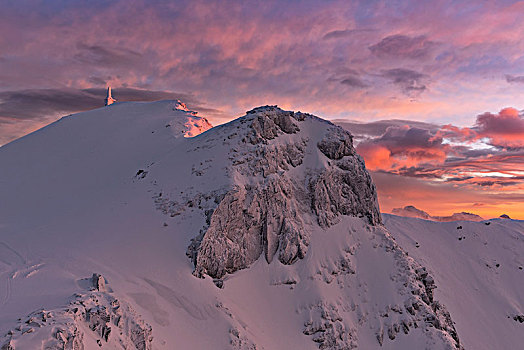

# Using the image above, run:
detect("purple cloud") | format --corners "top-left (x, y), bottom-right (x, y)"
top-left (369, 35), bottom-right (437, 60)
top-left (505, 74), bottom-right (524, 83)
top-left (380, 68), bottom-right (429, 96)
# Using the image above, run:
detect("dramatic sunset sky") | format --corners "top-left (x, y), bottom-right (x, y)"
top-left (1, 0), bottom-right (523, 219)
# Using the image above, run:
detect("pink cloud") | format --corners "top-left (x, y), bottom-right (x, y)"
top-left (476, 107), bottom-right (524, 147)
top-left (437, 108), bottom-right (524, 148)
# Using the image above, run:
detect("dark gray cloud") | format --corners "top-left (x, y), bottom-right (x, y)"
top-left (381, 68), bottom-right (428, 96)
top-left (387, 166), bottom-right (443, 179)
top-left (335, 119), bottom-right (440, 138)
top-left (369, 35), bottom-right (437, 60)
top-left (340, 76), bottom-right (368, 88)
top-left (439, 108), bottom-right (524, 148)
top-left (505, 74), bottom-right (524, 83)
top-left (0, 89), bottom-right (101, 121)
top-left (337, 118), bottom-right (523, 191)
top-left (322, 28), bottom-right (374, 40)
top-left (476, 108), bottom-right (524, 139)
top-left (87, 76), bottom-right (114, 86)
top-left (378, 126), bottom-right (442, 150)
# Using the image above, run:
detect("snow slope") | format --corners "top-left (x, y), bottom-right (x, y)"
top-left (0, 100), bottom-right (488, 349)
top-left (384, 215), bottom-right (524, 350)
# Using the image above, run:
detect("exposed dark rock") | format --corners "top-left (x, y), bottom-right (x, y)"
top-left (194, 177), bottom-right (308, 279)
top-left (247, 106), bottom-right (299, 143)
top-left (317, 127), bottom-right (354, 160)
top-left (311, 155), bottom-right (381, 227)
top-left (91, 273), bottom-right (106, 292)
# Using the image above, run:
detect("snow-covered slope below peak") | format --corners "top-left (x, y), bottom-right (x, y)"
top-left (384, 214), bottom-right (524, 350)
top-left (0, 100), bottom-right (211, 223)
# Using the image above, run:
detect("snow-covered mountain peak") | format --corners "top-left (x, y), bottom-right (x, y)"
top-left (144, 105), bottom-right (381, 279)
top-left (0, 102), bottom-right (473, 349)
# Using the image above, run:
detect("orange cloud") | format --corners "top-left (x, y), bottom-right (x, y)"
top-left (357, 143), bottom-right (392, 170)
top-left (372, 171), bottom-right (524, 219)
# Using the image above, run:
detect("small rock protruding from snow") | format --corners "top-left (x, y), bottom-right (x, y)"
top-left (91, 272), bottom-right (106, 292)
top-left (168, 100), bottom-right (213, 137)
top-left (317, 127), bottom-right (354, 160)
top-left (173, 99), bottom-right (198, 115)
top-left (183, 116), bottom-right (213, 137)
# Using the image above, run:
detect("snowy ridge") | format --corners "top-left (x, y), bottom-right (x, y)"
top-left (391, 206), bottom-right (484, 222)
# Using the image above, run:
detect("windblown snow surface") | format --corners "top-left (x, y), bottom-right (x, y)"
top-left (0, 100), bottom-right (521, 349)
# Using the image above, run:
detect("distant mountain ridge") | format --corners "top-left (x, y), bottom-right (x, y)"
top-left (392, 205), bottom-right (484, 222)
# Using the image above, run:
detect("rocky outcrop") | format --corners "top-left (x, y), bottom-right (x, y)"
top-left (1, 274), bottom-right (153, 350)
top-left (311, 154), bottom-right (381, 227)
top-left (317, 127), bottom-right (354, 160)
top-left (303, 302), bottom-right (357, 349)
top-left (246, 105), bottom-right (300, 143)
top-left (194, 176), bottom-right (308, 278)
top-left (187, 106), bottom-right (381, 279)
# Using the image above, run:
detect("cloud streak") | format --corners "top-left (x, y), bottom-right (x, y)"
top-left (369, 35), bottom-right (438, 60)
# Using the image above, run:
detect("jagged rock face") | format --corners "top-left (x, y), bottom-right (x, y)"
top-left (194, 177), bottom-right (308, 278)
top-left (190, 106), bottom-right (381, 279)
top-left (311, 156), bottom-right (381, 227)
top-left (317, 127), bottom-right (354, 160)
top-left (247, 106), bottom-right (300, 143)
